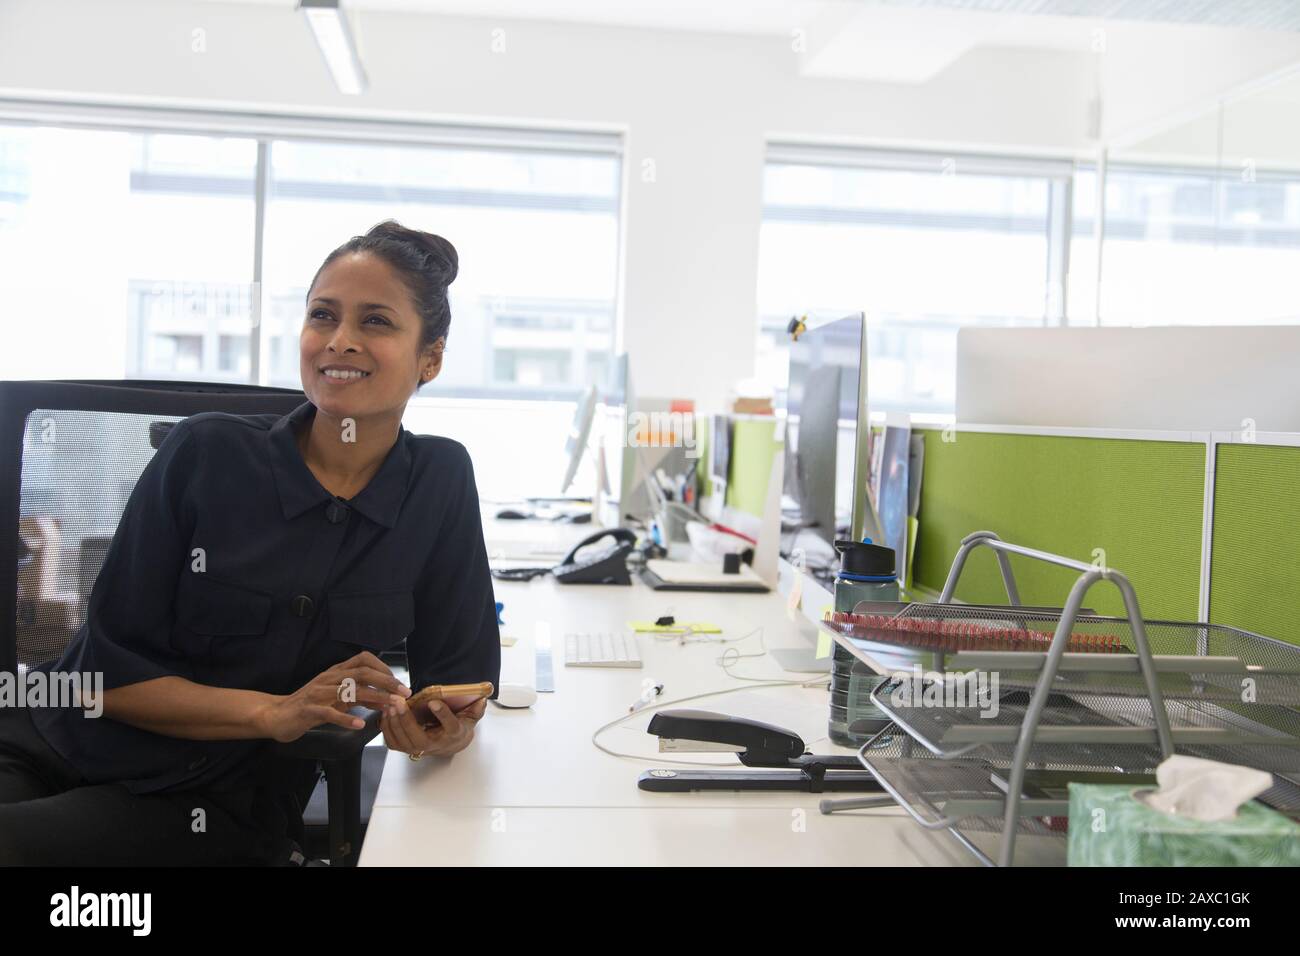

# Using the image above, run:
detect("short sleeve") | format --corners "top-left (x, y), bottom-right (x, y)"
top-left (407, 445), bottom-right (501, 697)
top-left (57, 418), bottom-right (199, 690)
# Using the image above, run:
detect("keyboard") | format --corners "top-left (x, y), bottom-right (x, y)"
top-left (564, 631), bottom-right (642, 668)
top-left (487, 538), bottom-right (569, 560)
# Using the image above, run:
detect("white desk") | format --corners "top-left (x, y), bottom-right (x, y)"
top-left (479, 507), bottom-right (594, 561)
top-left (359, 541), bottom-right (1049, 865)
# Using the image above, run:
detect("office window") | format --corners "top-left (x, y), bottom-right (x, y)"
top-left (0, 110), bottom-right (621, 400)
top-left (757, 150), bottom-right (1068, 415)
top-left (0, 125), bottom-right (257, 382)
top-left (0, 129), bottom-right (31, 227)
top-left (1069, 164), bottom-right (1300, 325)
top-left (483, 297), bottom-right (614, 395)
top-left (260, 139), bottom-right (620, 399)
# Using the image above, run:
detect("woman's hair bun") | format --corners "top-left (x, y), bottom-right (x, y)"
top-left (365, 219), bottom-right (458, 286)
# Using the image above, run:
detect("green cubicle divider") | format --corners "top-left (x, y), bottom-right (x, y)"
top-left (1210, 443), bottom-right (1300, 647)
top-left (724, 418), bottom-right (779, 517)
top-left (912, 429), bottom-right (1205, 620)
top-left (696, 416), bottom-right (780, 518)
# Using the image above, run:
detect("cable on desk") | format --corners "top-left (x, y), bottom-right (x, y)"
top-left (589, 674), bottom-right (830, 767)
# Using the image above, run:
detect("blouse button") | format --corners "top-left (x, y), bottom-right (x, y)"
top-left (292, 594), bottom-right (315, 618)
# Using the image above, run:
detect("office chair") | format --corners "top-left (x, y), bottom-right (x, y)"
top-left (0, 379), bottom-right (385, 866)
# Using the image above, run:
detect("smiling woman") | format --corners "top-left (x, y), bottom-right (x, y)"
top-left (292, 222), bottom-right (460, 501)
top-left (3, 220), bottom-right (501, 866)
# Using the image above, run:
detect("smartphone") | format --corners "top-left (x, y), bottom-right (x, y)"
top-left (405, 681), bottom-right (495, 724)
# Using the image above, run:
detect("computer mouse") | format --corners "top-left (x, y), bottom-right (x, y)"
top-left (496, 509), bottom-right (530, 520)
top-left (492, 682), bottom-right (538, 709)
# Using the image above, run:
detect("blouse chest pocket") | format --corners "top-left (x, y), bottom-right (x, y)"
top-left (326, 589), bottom-right (415, 653)
top-left (176, 573), bottom-right (274, 637)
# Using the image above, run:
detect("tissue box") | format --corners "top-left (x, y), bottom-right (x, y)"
top-left (1068, 783), bottom-right (1300, 867)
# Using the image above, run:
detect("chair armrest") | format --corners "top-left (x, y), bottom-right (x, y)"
top-left (269, 706), bottom-right (383, 762)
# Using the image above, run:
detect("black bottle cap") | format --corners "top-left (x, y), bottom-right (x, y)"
top-left (833, 538), bottom-right (896, 577)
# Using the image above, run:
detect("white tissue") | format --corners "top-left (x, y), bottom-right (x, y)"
top-left (1138, 755), bottom-right (1273, 822)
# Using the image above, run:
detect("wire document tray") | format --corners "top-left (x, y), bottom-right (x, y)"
top-left (818, 531), bottom-right (1300, 867)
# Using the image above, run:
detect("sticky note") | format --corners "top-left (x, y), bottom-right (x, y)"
top-left (815, 605), bottom-right (834, 658)
top-left (627, 621), bottom-right (721, 634)
top-left (786, 572), bottom-right (804, 619)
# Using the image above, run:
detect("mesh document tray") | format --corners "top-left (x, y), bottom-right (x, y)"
top-left (856, 725), bottom-right (1069, 867)
top-left (819, 531), bottom-right (1300, 866)
top-left (857, 722), bottom-right (1300, 867)
top-left (824, 603), bottom-right (1300, 807)
top-left (869, 683), bottom-right (1300, 808)
top-left (822, 602), bottom-right (1300, 704)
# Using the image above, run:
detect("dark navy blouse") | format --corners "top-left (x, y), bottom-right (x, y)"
top-left (31, 401), bottom-right (501, 795)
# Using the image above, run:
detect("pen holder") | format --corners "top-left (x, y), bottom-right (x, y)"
top-left (659, 502), bottom-right (701, 545)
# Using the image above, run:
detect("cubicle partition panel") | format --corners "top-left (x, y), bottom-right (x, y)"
top-left (911, 426), bottom-right (1206, 621)
top-left (1210, 435), bottom-right (1300, 647)
top-left (723, 418), bottom-right (779, 517)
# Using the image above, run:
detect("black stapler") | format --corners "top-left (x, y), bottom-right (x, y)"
top-left (636, 710), bottom-right (885, 793)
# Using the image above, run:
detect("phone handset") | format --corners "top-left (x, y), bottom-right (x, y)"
top-left (552, 528), bottom-right (636, 585)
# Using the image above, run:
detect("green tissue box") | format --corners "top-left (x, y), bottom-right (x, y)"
top-left (1067, 783), bottom-right (1300, 867)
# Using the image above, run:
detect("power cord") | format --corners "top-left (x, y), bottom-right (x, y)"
top-left (590, 622), bottom-right (832, 763)
top-left (590, 675), bottom-right (832, 766)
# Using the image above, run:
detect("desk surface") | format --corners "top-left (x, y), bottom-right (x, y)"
top-left (359, 528), bottom-right (1040, 866)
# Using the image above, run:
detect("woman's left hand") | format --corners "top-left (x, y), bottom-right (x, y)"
top-left (380, 694), bottom-right (486, 758)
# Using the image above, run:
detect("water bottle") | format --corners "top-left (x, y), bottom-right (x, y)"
top-left (828, 537), bottom-right (899, 747)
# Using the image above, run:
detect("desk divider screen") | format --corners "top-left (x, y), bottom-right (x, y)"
top-left (724, 418), bottom-right (779, 517)
top-left (1211, 442), bottom-right (1300, 647)
top-left (911, 428), bottom-right (1205, 621)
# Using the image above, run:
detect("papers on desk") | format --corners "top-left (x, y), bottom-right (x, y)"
top-left (642, 559), bottom-right (770, 592)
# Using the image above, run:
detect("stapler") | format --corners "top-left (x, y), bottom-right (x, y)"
top-left (636, 710), bottom-right (885, 793)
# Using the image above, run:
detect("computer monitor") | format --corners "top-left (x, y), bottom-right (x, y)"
top-left (708, 415), bottom-right (732, 498)
top-left (782, 313), bottom-right (871, 547)
top-left (560, 385), bottom-right (598, 494)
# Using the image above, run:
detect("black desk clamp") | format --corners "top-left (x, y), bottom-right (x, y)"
top-left (636, 710), bottom-right (884, 793)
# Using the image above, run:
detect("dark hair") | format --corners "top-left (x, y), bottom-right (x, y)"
top-left (307, 219), bottom-right (459, 353)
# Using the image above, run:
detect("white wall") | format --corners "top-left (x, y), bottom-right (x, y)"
top-left (0, 0), bottom-right (1102, 413)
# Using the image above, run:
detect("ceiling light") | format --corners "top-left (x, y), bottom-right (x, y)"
top-left (298, 0), bottom-right (368, 96)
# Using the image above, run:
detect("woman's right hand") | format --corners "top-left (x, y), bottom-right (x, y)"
top-left (256, 651), bottom-right (411, 743)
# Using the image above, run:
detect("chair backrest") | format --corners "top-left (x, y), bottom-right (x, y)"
top-left (1, 380), bottom-right (305, 671)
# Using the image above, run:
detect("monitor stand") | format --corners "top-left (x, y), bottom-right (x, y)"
top-left (770, 613), bottom-right (832, 674)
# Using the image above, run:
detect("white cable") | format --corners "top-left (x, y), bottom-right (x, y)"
top-left (590, 672), bottom-right (830, 766)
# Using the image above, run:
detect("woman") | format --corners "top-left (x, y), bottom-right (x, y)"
top-left (0, 220), bottom-right (500, 865)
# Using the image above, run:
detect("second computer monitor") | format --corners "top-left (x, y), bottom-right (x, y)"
top-left (783, 313), bottom-right (869, 546)
top-left (561, 385), bottom-right (599, 494)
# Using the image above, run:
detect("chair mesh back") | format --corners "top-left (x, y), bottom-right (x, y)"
top-left (3, 381), bottom-right (305, 673)
top-left (16, 408), bottom-right (183, 666)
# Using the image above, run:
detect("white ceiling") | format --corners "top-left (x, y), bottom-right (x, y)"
top-left (202, 1), bottom-right (1300, 82)
top-left (203, 0), bottom-right (816, 36)
top-left (198, 0), bottom-right (1300, 146)
top-left (203, 1), bottom-right (1300, 39)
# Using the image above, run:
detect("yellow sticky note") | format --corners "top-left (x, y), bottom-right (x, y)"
top-left (627, 621), bottom-right (722, 634)
top-left (815, 604), bottom-right (834, 658)
top-left (500, 634), bottom-right (518, 647)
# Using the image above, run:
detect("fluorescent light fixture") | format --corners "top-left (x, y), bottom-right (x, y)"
top-left (298, 0), bottom-right (368, 95)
